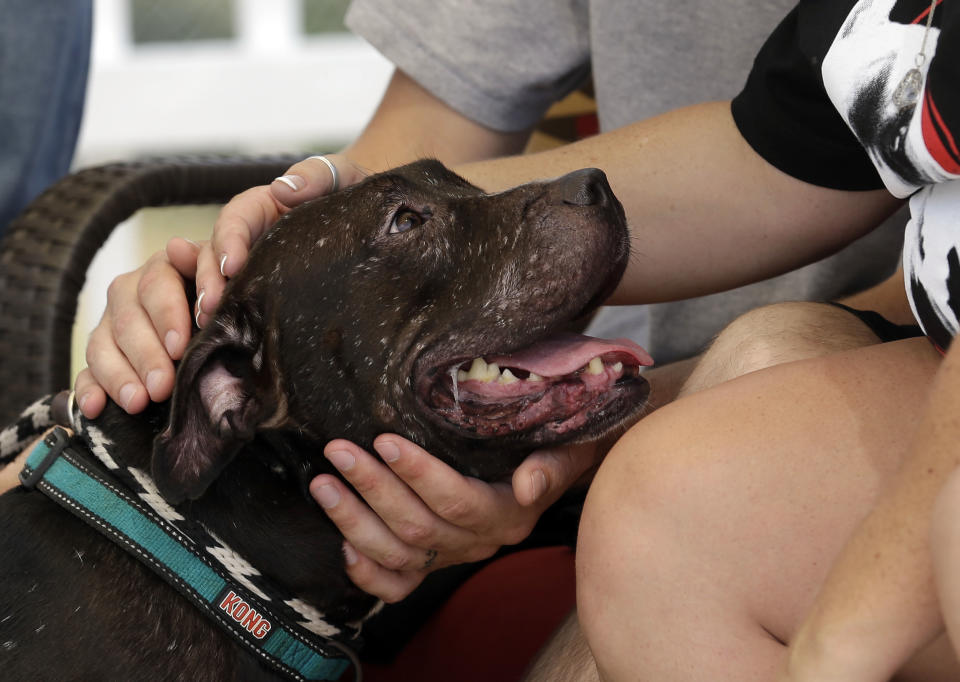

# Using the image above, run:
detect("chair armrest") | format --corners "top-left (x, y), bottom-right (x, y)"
top-left (0, 154), bottom-right (301, 424)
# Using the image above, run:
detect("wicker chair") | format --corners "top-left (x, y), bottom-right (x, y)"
top-left (0, 155), bottom-right (303, 425)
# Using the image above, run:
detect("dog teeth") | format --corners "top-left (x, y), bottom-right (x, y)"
top-left (457, 358), bottom-right (545, 383)
top-left (464, 357), bottom-right (489, 381)
top-left (585, 357), bottom-right (605, 375)
top-left (455, 357), bottom-right (621, 384)
top-left (461, 357), bottom-right (500, 382)
top-left (498, 368), bottom-right (519, 384)
top-left (449, 366), bottom-right (460, 406)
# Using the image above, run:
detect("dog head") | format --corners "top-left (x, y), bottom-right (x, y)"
top-left (153, 160), bottom-right (651, 503)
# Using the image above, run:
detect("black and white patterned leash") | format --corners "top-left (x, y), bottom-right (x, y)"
top-left (0, 393), bottom-right (61, 464)
top-left (2, 393), bottom-right (374, 679)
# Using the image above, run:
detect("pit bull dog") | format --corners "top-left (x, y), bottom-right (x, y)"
top-left (0, 160), bottom-right (651, 680)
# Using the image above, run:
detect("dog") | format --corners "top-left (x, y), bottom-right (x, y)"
top-left (0, 160), bottom-right (651, 679)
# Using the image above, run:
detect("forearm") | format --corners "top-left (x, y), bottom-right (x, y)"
top-left (342, 69), bottom-right (531, 173)
top-left (785, 341), bottom-right (959, 681)
top-left (458, 101), bottom-right (902, 305)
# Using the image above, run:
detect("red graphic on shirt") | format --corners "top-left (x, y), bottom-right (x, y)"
top-left (923, 90), bottom-right (960, 175)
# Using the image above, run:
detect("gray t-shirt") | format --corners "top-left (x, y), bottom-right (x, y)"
top-left (346, 0), bottom-right (905, 363)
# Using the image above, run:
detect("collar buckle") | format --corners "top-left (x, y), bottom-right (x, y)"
top-left (19, 426), bottom-right (71, 489)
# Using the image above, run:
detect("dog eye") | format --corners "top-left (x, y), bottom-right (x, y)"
top-left (389, 209), bottom-right (425, 234)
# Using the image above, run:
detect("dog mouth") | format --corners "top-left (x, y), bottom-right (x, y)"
top-left (419, 332), bottom-right (653, 442)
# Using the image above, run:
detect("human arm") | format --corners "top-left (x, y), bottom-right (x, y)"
top-left (780, 339), bottom-right (957, 681)
top-left (456, 100), bottom-right (902, 304)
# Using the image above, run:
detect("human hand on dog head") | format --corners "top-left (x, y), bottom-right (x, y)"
top-left (195, 154), bottom-right (364, 326)
top-left (75, 240), bottom-right (201, 418)
top-left (308, 434), bottom-right (603, 603)
top-left (77, 155), bottom-right (364, 418)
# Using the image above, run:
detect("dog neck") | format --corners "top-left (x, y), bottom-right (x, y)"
top-left (85, 399), bottom-right (382, 637)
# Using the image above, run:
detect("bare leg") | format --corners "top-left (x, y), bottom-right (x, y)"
top-left (636, 300), bottom-right (885, 410)
top-left (524, 302), bottom-right (887, 680)
top-left (578, 338), bottom-right (946, 680)
top-left (678, 301), bottom-right (884, 397)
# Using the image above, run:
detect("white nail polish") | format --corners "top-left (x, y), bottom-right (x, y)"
top-left (274, 175), bottom-right (303, 191)
top-left (219, 253), bottom-right (228, 277)
top-left (194, 289), bottom-right (205, 328)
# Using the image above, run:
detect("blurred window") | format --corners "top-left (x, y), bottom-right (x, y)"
top-left (131, 0), bottom-right (235, 44)
top-left (303, 0), bottom-right (350, 34)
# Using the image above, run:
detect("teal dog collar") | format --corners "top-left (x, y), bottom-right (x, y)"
top-left (20, 427), bottom-right (356, 681)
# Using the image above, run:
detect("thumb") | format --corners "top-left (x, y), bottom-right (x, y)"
top-left (511, 442), bottom-right (600, 508)
top-left (271, 154), bottom-right (361, 206)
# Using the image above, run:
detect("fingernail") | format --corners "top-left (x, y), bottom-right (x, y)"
top-left (77, 392), bottom-right (90, 414)
top-left (145, 369), bottom-right (164, 397)
top-left (326, 449), bottom-right (355, 472)
top-left (219, 253), bottom-right (228, 277)
top-left (376, 440), bottom-right (400, 463)
top-left (164, 330), bottom-right (181, 356)
top-left (314, 483), bottom-right (340, 509)
top-left (194, 289), bottom-right (205, 328)
top-left (343, 543), bottom-right (358, 566)
top-left (118, 382), bottom-right (137, 411)
top-left (530, 469), bottom-right (547, 502)
top-left (183, 238), bottom-right (200, 248)
top-left (274, 174), bottom-right (304, 191)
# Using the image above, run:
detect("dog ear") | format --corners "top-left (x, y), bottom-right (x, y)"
top-left (152, 310), bottom-right (285, 504)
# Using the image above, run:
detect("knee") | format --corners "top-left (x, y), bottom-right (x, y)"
top-left (722, 302), bottom-right (882, 369)
top-left (684, 302), bottom-right (882, 392)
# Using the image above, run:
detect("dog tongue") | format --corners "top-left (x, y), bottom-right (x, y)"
top-left (486, 332), bottom-right (653, 376)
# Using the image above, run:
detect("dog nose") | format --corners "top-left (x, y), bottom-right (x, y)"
top-left (558, 168), bottom-right (610, 207)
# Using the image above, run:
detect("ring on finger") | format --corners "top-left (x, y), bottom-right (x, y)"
top-left (308, 154), bottom-right (340, 193)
